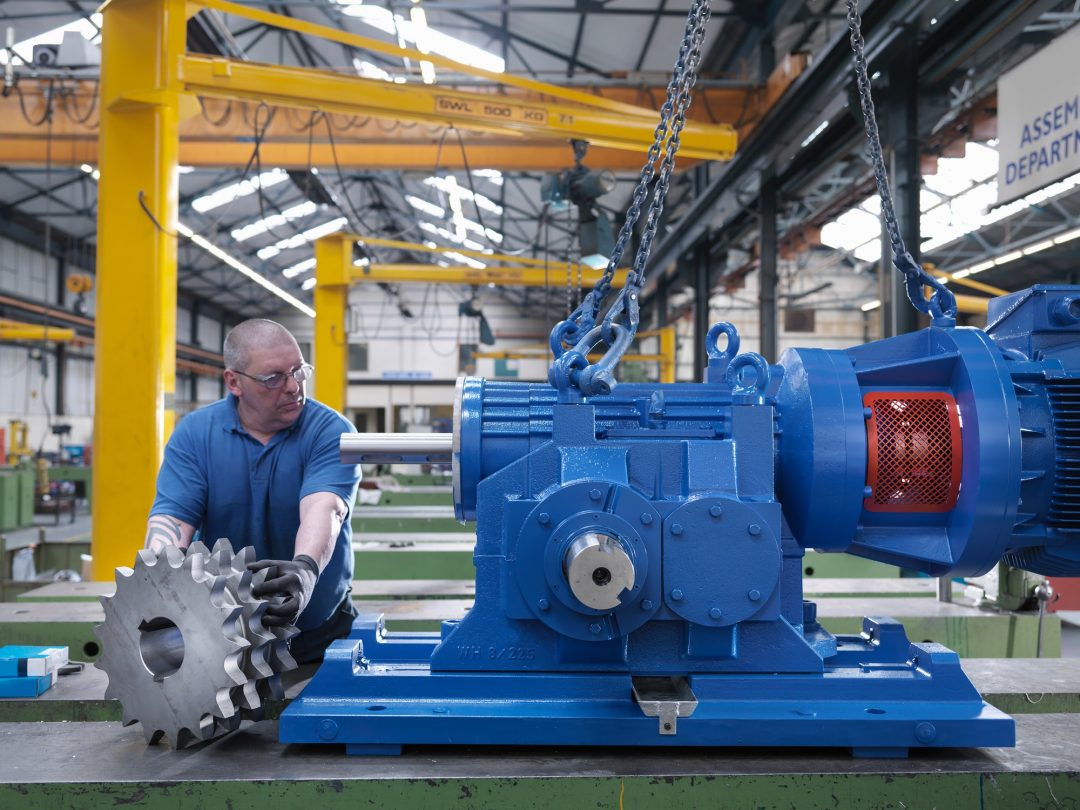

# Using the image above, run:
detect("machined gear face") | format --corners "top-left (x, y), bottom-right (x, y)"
top-left (94, 540), bottom-right (298, 748)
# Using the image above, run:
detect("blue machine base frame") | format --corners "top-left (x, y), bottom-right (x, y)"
top-left (279, 614), bottom-right (1015, 758)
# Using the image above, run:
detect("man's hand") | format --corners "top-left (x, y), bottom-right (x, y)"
top-left (247, 555), bottom-right (320, 627)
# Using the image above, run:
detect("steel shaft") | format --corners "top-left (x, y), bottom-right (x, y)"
top-left (339, 433), bottom-right (453, 464)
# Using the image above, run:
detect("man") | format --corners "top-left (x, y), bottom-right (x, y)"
top-left (146, 319), bottom-right (361, 663)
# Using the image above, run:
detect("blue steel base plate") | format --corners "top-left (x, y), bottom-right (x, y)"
top-left (279, 616), bottom-right (1015, 757)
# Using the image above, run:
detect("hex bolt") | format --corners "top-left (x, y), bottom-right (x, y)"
top-left (538, 598), bottom-right (550, 612)
top-left (641, 599), bottom-right (654, 611)
top-left (640, 513), bottom-right (653, 526)
top-left (863, 486), bottom-right (873, 498)
top-left (748, 523), bottom-right (761, 536)
top-left (709, 505), bottom-right (723, 518)
top-left (671, 588), bottom-right (684, 601)
top-left (589, 623), bottom-right (602, 635)
top-left (670, 523), bottom-right (684, 536)
top-left (748, 589), bottom-right (761, 601)
top-left (864, 407), bottom-right (873, 420)
top-left (709, 607), bottom-right (723, 620)
top-left (589, 488), bottom-right (602, 501)
top-left (538, 513), bottom-right (551, 526)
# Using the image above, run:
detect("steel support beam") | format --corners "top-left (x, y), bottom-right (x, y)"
top-left (91, 0), bottom-right (188, 580)
top-left (879, 27), bottom-right (921, 338)
top-left (314, 236), bottom-right (351, 415)
top-left (758, 167), bottom-right (778, 362)
top-left (692, 244), bottom-right (711, 383)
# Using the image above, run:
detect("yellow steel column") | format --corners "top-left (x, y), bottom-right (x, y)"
top-left (92, 0), bottom-right (187, 579)
top-left (659, 326), bottom-right (677, 384)
top-left (314, 236), bottom-right (352, 414)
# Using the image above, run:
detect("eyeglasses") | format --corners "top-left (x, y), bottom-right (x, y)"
top-left (233, 363), bottom-right (313, 390)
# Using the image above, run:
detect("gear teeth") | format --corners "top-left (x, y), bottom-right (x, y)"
top-left (96, 544), bottom-right (292, 750)
top-left (187, 540), bottom-right (211, 559)
top-left (164, 545), bottom-right (185, 568)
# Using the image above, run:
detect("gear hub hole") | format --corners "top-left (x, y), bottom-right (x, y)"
top-left (139, 616), bottom-right (185, 679)
top-left (592, 567), bottom-right (612, 587)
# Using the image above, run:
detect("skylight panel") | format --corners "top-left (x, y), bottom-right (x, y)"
top-left (231, 201), bottom-right (317, 241)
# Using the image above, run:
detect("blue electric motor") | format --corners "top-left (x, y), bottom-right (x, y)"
top-left (282, 285), bottom-right (1080, 756)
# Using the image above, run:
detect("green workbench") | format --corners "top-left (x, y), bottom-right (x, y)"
top-left (0, 713), bottom-right (1078, 808)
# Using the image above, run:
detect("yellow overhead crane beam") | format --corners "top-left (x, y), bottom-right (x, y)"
top-left (91, 0), bottom-right (738, 578)
top-left (358, 264), bottom-right (626, 288)
top-left (0, 319), bottom-right (79, 343)
top-left (474, 326), bottom-right (677, 385)
top-left (314, 233), bottom-right (635, 409)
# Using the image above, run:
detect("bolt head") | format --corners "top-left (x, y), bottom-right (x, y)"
top-left (914, 721), bottom-right (937, 743)
top-left (864, 407), bottom-right (873, 420)
top-left (538, 598), bottom-right (550, 611)
top-left (709, 505), bottom-right (723, 518)
top-left (671, 588), bottom-right (684, 601)
top-left (748, 523), bottom-right (761, 536)
top-left (318, 719), bottom-right (339, 741)
top-left (671, 523), bottom-right (684, 536)
top-left (709, 607), bottom-right (723, 620)
top-left (748, 589), bottom-right (761, 602)
top-left (538, 512), bottom-right (551, 525)
top-left (589, 488), bottom-right (602, 501)
top-left (863, 486), bottom-right (873, 498)
top-left (641, 599), bottom-right (654, 611)
top-left (589, 623), bottom-right (602, 635)
top-left (640, 512), bottom-right (653, 525)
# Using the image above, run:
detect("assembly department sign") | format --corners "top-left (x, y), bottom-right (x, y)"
top-left (996, 22), bottom-right (1080, 205)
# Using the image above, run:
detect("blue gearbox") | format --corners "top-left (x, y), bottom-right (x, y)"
top-left (281, 285), bottom-right (1080, 756)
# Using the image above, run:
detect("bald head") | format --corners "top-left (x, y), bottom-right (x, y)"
top-left (223, 319), bottom-right (299, 372)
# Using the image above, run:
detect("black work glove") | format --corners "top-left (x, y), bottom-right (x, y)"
top-left (247, 554), bottom-right (319, 627)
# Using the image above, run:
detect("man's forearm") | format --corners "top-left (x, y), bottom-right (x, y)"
top-left (294, 493), bottom-right (348, 570)
top-left (144, 515), bottom-right (195, 553)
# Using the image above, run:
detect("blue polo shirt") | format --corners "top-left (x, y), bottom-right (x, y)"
top-left (150, 394), bottom-right (361, 632)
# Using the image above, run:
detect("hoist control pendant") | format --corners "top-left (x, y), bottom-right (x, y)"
top-left (281, 285), bottom-right (1080, 757)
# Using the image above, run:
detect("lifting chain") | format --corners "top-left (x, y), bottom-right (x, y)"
top-left (548, 0), bottom-right (711, 399)
top-left (845, 0), bottom-right (957, 327)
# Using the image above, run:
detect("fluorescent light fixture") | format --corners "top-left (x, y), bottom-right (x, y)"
top-left (423, 176), bottom-right (503, 214)
top-left (800, 119), bottom-right (829, 149)
top-left (281, 258), bottom-right (316, 279)
top-left (231, 201), bottom-right (318, 242)
top-left (79, 163), bottom-right (100, 181)
top-left (472, 169), bottom-right (504, 186)
top-left (1055, 227), bottom-right (1080, 245)
top-left (353, 58), bottom-right (394, 82)
top-left (967, 260), bottom-right (996, 275)
top-left (405, 195), bottom-right (445, 218)
top-left (191, 169), bottom-right (289, 214)
top-left (860, 300), bottom-right (881, 312)
top-left (178, 165), bottom-right (196, 174)
top-left (951, 268), bottom-right (973, 279)
top-left (354, 257), bottom-right (371, 268)
top-left (409, 5), bottom-right (437, 84)
top-left (176, 223), bottom-right (315, 317)
top-left (301, 278), bottom-right (317, 291)
top-left (334, 1), bottom-right (505, 73)
top-left (1022, 239), bottom-right (1056, 256)
top-left (581, 254), bottom-right (608, 270)
top-left (443, 251), bottom-right (486, 270)
top-left (257, 217), bottom-right (349, 260)
top-left (993, 250), bottom-right (1023, 266)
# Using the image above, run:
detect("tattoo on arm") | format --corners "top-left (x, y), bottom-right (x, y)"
top-left (145, 516), bottom-right (183, 553)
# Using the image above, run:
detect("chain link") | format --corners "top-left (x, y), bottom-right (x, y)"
top-left (549, 0), bottom-right (711, 395)
top-left (846, 0), bottom-right (956, 325)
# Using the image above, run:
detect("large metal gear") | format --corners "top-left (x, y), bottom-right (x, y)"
top-left (94, 539), bottom-right (298, 748)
